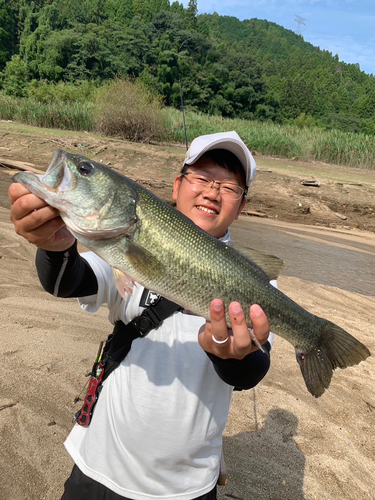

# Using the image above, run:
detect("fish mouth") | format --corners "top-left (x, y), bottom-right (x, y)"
top-left (14, 150), bottom-right (77, 198)
top-left (196, 205), bottom-right (219, 215)
top-left (14, 150), bottom-right (135, 238)
top-left (42, 149), bottom-right (75, 192)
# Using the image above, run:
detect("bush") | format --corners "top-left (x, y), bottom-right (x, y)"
top-left (360, 118), bottom-right (375, 136)
top-left (0, 55), bottom-right (29, 97)
top-left (26, 80), bottom-right (98, 104)
top-left (295, 112), bottom-right (317, 128)
top-left (93, 78), bottom-right (165, 142)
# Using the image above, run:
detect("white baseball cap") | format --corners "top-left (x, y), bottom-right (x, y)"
top-left (184, 131), bottom-right (257, 188)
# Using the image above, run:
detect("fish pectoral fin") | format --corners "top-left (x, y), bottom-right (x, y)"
top-left (111, 239), bottom-right (165, 298)
top-left (233, 244), bottom-right (285, 281)
top-left (112, 268), bottom-right (136, 298)
top-left (126, 240), bottom-right (165, 279)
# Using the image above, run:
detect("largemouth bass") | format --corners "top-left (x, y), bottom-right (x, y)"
top-left (13, 150), bottom-right (370, 397)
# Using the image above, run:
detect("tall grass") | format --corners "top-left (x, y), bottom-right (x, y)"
top-left (163, 108), bottom-right (375, 169)
top-left (1, 88), bottom-right (375, 169)
top-left (311, 129), bottom-right (374, 168)
top-left (0, 93), bottom-right (94, 131)
top-left (163, 110), bottom-right (304, 158)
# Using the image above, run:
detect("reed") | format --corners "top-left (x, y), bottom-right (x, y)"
top-left (0, 94), bottom-right (94, 131)
top-left (1, 92), bottom-right (374, 169)
top-left (163, 108), bottom-right (375, 169)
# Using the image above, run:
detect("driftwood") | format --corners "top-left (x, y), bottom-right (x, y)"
top-left (335, 212), bottom-right (347, 220)
top-left (300, 179), bottom-right (321, 187)
top-left (336, 182), bottom-right (363, 187)
top-left (0, 157), bottom-right (45, 175)
top-left (242, 210), bottom-right (268, 218)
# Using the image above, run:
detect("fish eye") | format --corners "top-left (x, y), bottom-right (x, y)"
top-left (78, 161), bottom-right (94, 176)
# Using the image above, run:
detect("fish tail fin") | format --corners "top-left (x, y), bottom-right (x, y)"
top-left (296, 321), bottom-right (371, 398)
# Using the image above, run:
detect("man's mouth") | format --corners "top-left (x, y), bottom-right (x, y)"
top-left (197, 205), bottom-right (217, 215)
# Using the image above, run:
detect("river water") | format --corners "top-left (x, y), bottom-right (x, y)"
top-left (231, 216), bottom-right (375, 297)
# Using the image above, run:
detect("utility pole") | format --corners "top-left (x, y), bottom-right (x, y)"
top-left (294, 15), bottom-right (306, 36)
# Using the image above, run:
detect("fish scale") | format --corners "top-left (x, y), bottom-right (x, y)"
top-left (13, 149), bottom-right (371, 398)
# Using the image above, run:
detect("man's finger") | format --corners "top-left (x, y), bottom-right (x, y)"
top-left (8, 182), bottom-right (30, 204)
top-left (227, 302), bottom-right (254, 354)
top-left (210, 299), bottom-right (229, 343)
top-left (250, 304), bottom-right (270, 348)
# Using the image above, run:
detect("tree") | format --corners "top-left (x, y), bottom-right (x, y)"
top-left (2, 1), bottom-right (375, 134)
top-left (280, 78), bottom-right (315, 120)
top-left (186, 0), bottom-right (197, 29)
top-left (0, 54), bottom-right (29, 96)
top-left (104, 0), bottom-right (134, 25)
top-left (0, 0), bottom-right (17, 70)
top-left (133, 0), bottom-right (152, 21)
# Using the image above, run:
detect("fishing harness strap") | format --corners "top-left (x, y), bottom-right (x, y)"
top-left (74, 292), bottom-right (181, 427)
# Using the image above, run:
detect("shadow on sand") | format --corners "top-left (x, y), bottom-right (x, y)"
top-left (218, 407), bottom-right (306, 500)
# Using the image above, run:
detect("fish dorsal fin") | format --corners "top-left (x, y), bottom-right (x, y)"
top-left (233, 244), bottom-right (284, 281)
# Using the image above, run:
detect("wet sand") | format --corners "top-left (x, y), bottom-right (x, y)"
top-left (232, 216), bottom-right (375, 297)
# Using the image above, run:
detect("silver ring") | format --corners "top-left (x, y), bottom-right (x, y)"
top-left (212, 335), bottom-right (229, 344)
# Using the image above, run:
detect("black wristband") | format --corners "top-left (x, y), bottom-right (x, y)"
top-left (206, 341), bottom-right (271, 390)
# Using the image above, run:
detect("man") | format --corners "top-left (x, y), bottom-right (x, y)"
top-left (9, 131), bottom-right (272, 500)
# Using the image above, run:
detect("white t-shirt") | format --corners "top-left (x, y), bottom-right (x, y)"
top-left (64, 227), bottom-right (276, 500)
top-left (65, 252), bottom-right (234, 500)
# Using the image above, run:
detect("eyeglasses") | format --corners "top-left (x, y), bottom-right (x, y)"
top-left (181, 172), bottom-right (247, 200)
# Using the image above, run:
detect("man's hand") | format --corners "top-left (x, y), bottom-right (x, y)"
top-left (198, 300), bottom-right (270, 359)
top-left (9, 182), bottom-right (75, 252)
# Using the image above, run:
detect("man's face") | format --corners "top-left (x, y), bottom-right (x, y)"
top-left (172, 157), bottom-right (246, 239)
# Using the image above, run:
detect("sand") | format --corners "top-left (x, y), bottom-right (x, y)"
top-left (0, 126), bottom-right (374, 499)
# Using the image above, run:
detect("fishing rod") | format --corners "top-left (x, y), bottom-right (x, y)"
top-left (179, 79), bottom-right (188, 150)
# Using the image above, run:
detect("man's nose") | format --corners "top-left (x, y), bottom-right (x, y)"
top-left (204, 181), bottom-right (221, 198)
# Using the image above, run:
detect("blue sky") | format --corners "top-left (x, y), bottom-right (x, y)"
top-left (181, 1), bottom-right (375, 75)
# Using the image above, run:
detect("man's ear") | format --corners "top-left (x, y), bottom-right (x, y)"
top-left (172, 175), bottom-right (182, 202)
top-left (235, 198), bottom-right (247, 220)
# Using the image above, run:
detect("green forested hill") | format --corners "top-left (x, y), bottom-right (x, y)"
top-left (1, 0), bottom-right (374, 135)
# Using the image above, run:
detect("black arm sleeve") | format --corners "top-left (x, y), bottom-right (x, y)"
top-left (205, 341), bottom-right (271, 390)
top-left (35, 241), bottom-right (98, 298)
